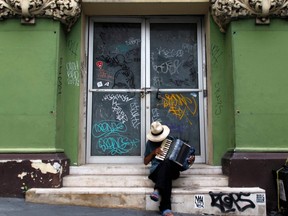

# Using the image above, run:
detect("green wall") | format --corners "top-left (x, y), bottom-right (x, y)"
top-left (0, 19), bottom-right (82, 164)
top-left (231, 19), bottom-right (288, 152)
top-left (210, 18), bottom-right (288, 164)
top-left (210, 17), bottom-right (235, 165)
top-left (59, 20), bottom-right (82, 165)
top-left (0, 19), bottom-right (61, 152)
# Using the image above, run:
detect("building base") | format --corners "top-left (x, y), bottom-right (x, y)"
top-left (0, 153), bottom-right (69, 197)
top-left (222, 151), bottom-right (288, 212)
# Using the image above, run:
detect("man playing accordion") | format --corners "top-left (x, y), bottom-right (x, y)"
top-left (144, 121), bottom-right (195, 216)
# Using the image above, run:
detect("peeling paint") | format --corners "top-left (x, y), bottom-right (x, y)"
top-left (18, 172), bottom-right (28, 179)
top-left (0, 160), bottom-right (23, 163)
top-left (31, 160), bottom-right (62, 174)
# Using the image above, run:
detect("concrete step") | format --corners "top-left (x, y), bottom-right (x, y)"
top-left (63, 174), bottom-right (228, 188)
top-left (25, 164), bottom-right (267, 215)
top-left (69, 164), bottom-right (223, 176)
top-left (26, 186), bottom-right (266, 215)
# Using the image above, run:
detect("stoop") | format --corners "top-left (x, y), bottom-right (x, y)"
top-left (26, 164), bottom-right (266, 215)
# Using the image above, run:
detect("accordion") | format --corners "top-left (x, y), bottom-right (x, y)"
top-left (155, 138), bottom-right (195, 170)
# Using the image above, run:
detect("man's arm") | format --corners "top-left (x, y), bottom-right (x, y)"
top-left (144, 147), bottom-right (162, 165)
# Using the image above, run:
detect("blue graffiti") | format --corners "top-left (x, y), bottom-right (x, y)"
top-left (98, 136), bottom-right (139, 155)
top-left (92, 120), bottom-right (139, 155)
top-left (92, 120), bottom-right (127, 138)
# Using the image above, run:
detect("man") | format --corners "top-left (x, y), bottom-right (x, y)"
top-left (144, 121), bottom-right (195, 216)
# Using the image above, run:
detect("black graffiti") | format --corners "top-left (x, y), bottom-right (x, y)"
top-left (209, 192), bottom-right (256, 213)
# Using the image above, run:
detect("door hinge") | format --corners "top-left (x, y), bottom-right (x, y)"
top-left (203, 89), bottom-right (208, 97)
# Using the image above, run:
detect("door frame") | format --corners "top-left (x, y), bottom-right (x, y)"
top-left (86, 16), bottom-right (207, 164)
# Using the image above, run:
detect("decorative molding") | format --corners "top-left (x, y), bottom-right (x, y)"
top-left (0, 0), bottom-right (81, 31)
top-left (211, 0), bottom-right (288, 32)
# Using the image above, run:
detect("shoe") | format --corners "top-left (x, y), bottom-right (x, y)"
top-left (162, 209), bottom-right (174, 216)
top-left (150, 190), bottom-right (159, 202)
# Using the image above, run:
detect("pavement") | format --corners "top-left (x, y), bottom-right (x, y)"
top-left (0, 197), bottom-right (286, 216)
top-left (0, 197), bottom-right (204, 216)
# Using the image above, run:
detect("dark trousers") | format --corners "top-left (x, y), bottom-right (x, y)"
top-left (148, 159), bottom-right (180, 212)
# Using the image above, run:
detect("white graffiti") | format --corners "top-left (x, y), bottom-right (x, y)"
top-left (152, 76), bottom-right (162, 87)
top-left (66, 61), bottom-right (79, 86)
top-left (125, 37), bottom-right (141, 46)
top-left (156, 46), bottom-right (184, 58)
top-left (182, 43), bottom-right (194, 54)
top-left (130, 102), bottom-right (140, 129)
top-left (152, 59), bottom-right (183, 75)
top-left (103, 94), bottom-right (134, 102)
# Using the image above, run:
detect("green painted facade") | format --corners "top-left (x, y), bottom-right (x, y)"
top-left (210, 18), bottom-right (288, 164)
top-left (231, 19), bottom-right (288, 152)
top-left (0, 19), bottom-right (81, 164)
top-left (1, 15), bottom-right (288, 166)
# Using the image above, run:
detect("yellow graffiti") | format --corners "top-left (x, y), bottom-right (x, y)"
top-left (162, 93), bottom-right (198, 125)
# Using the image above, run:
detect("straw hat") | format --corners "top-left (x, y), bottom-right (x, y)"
top-left (147, 121), bottom-right (170, 142)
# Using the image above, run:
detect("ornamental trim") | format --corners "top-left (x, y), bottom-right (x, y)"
top-left (0, 0), bottom-right (81, 31)
top-left (211, 0), bottom-right (288, 32)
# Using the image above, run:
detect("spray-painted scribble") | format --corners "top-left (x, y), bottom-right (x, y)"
top-left (57, 57), bottom-right (63, 95)
top-left (130, 102), bottom-right (140, 129)
top-left (152, 76), bottom-right (162, 87)
top-left (98, 136), bottom-right (139, 155)
top-left (92, 120), bottom-right (127, 138)
top-left (209, 192), bottom-right (256, 213)
top-left (211, 44), bottom-right (223, 66)
top-left (214, 82), bottom-right (223, 116)
top-left (182, 43), bottom-right (194, 54)
top-left (152, 108), bottom-right (162, 123)
top-left (102, 94), bottom-right (133, 123)
top-left (66, 61), bottom-right (79, 86)
top-left (92, 120), bottom-right (139, 155)
top-left (162, 93), bottom-right (198, 125)
top-left (156, 47), bottom-right (184, 58)
top-left (125, 37), bottom-right (141, 46)
top-left (152, 59), bottom-right (183, 75)
top-left (103, 94), bottom-right (134, 102)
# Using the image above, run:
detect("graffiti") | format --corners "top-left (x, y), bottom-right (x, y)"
top-left (156, 47), bottom-right (184, 58)
top-left (103, 94), bottom-right (134, 103)
top-left (130, 102), bottom-right (140, 129)
top-left (113, 66), bottom-right (135, 89)
top-left (162, 93), bottom-right (198, 125)
top-left (125, 37), bottom-right (141, 46)
top-left (209, 192), bottom-right (256, 213)
top-left (92, 121), bottom-right (139, 155)
top-left (182, 43), bottom-right (194, 54)
top-left (211, 44), bottom-right (223, 65)
top-left (102, 94), bottom-right (130, 123)
top-left (195, 195), bottom-right (205, 209)
top-left (152, 59), bottom-right (183, 75)
top-left (66, 61), bottom-right (79, 86)
top-left (152, 76), bottom-right (162, 87)
top-left (57, 57), bottom-right (63, 95)
top-left (98, 136), bottom-right (139, 155)
top-left (97, 68), bottom-right (113, 80)
top-left (152, 108), bottom-right (162, 123)
top-left (214, 82), bottom-right (223, 116)
top-left (67, 39), bottom-right (79, 57)
top-left (92, 121), bottom-right (127, 138)
top-left (96, 54), bottom-right (131, 67)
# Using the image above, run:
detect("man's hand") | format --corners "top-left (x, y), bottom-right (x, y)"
top-left (188, 155), bottom-right (195, 165)
top-left (154, 147), bottom-right (163, 156)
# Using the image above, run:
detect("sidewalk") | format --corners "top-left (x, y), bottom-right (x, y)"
top-left (0, 197), bottom-right (285, 216)
top-left (0, 197), bottom-right (200, 216)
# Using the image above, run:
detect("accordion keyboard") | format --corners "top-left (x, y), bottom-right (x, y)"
top-left (155, 138), bottom-right (173, 161)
